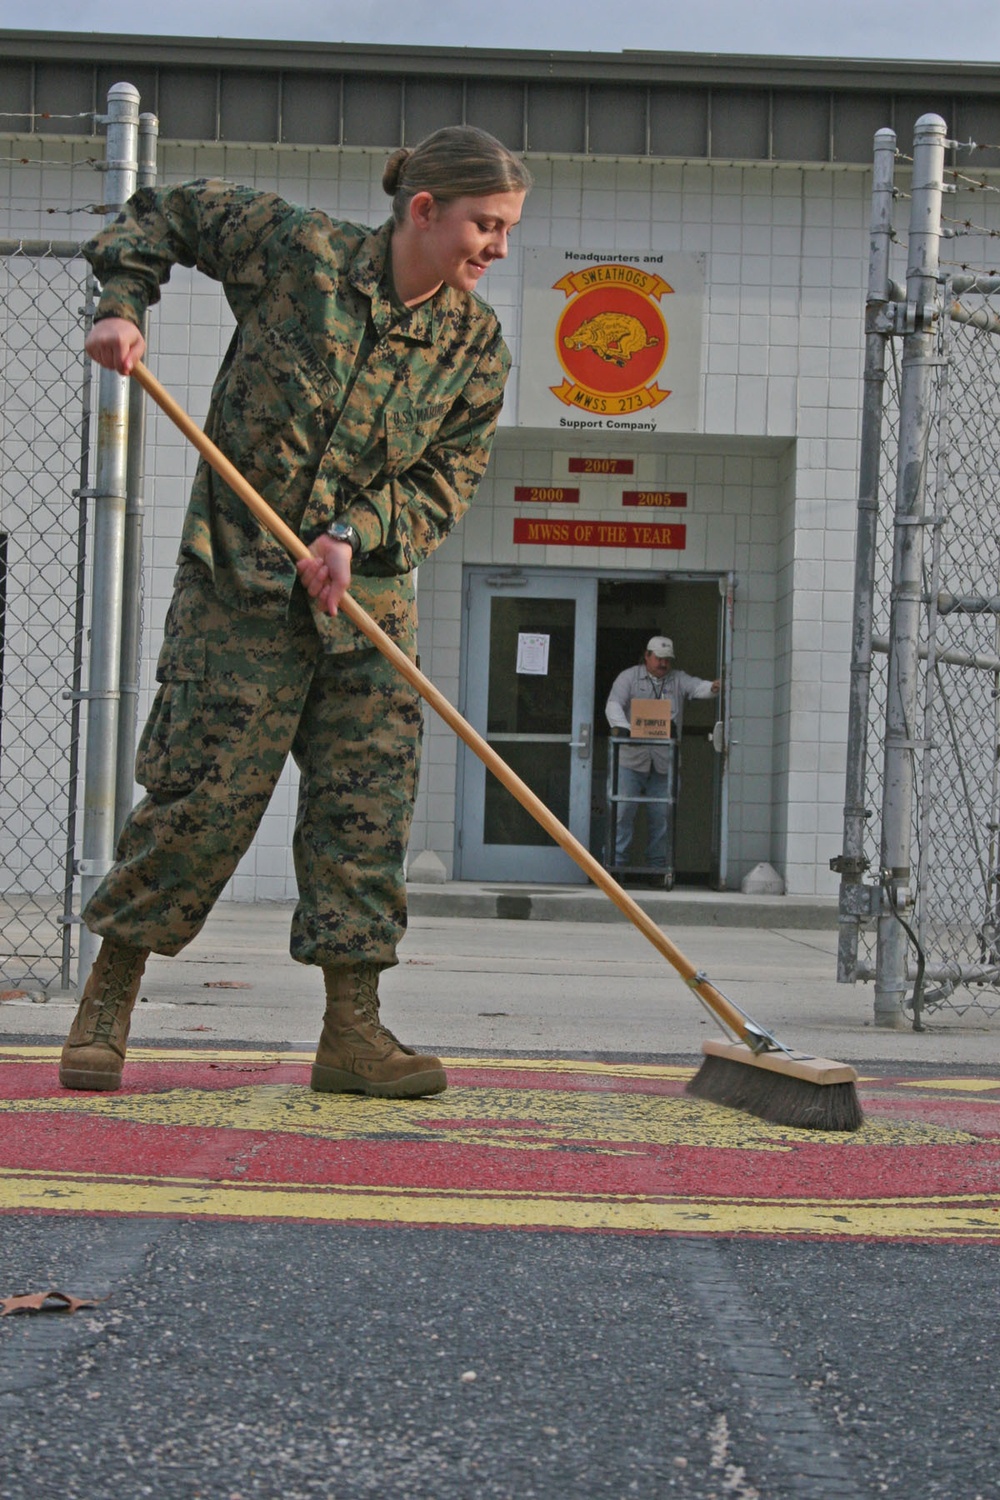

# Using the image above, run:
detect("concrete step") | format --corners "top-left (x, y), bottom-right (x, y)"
top-left (406, 881), bottom-right (838, 928)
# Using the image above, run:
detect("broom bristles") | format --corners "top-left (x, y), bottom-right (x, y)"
top-left (686, 1052), bottom-right (864, 1131)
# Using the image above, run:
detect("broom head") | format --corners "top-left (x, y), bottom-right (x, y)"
top-left (686, 1039), bottom-right (864, 1131)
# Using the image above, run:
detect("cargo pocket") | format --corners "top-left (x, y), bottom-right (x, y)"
top-left (135, 637), bottom-right (264, 796)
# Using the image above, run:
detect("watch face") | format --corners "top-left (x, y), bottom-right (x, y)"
top-left (328, 521), bottom-right (359, 554)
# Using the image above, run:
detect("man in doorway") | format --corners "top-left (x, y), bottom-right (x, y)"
top-left (605, 636), bottom-right (720, 885)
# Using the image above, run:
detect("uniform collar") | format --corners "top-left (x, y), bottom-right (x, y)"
top-left (349, 220), bottom-right (446, 345)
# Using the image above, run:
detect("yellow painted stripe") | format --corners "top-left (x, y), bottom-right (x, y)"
top-left (0, 1045), bottom-right (308, 1065)
top-left (0, 1046), bottom-right (878, 1086)
top-left (897, 1078), bottom-right (1000, 1094)
top-left (447, 1058), bottom-right (695, 1079)
top-left (0, 1045), bottom-right (693, 1079)
top-left (4, 1044), bottom-right (999, 1096)
top-left (0, 1168), bottom-right (996, 1238)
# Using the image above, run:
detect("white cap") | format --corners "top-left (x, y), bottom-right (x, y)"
top-left (646, 636), bottom-right (674, 658)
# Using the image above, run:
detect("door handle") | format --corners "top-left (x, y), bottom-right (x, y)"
top-left (571, 722), bottom-right (592, 759)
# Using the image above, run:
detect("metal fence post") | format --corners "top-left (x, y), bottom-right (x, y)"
top-left (115, 109), bottom-right (158, 839)
top-left (77, 82), bottom-right (140, 988)
top-left (835, 127), bottom-right (897, 984)
top-left (874, 113), bottom-right (947, 1026)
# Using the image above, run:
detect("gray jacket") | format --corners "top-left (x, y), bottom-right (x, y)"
top-left (605, 664), bottom-right (715, 773)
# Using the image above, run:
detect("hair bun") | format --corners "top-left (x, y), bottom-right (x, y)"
top-left (382, 147), bottom-right (412, 197)
top-left (382, 128), bottom-right (532, 223)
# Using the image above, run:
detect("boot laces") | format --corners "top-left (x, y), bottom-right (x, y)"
top-left (354, 969), bottom-right (409, 1051)
top-left (88, 953), bottom-right (139, 1042)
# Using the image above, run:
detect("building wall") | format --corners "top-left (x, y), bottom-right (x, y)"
top-left (1, 134), bottom-right (870, 898)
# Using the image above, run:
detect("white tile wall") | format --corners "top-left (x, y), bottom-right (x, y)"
top-left (3, 139), bottom-right (879, 899)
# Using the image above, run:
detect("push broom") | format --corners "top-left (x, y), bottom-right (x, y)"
top-left (131, 360), bottom-right (863, 1132)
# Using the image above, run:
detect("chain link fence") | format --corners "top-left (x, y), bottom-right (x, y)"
top-left (910, 280), bottom-right (1000, 1016)
top-left (0, 242), bottom-right (94, 996)
top-left (837, 116), bottom-right (1000, 1025)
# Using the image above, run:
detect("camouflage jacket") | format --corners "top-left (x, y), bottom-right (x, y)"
top-left (83, 178), bottom-right (511, 652)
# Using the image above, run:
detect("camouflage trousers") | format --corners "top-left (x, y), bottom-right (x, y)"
top-left (84, 561), bottom-right (422, 967)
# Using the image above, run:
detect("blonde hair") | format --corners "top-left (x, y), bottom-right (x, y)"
top-left (383, 126), bottom-right (532, 223)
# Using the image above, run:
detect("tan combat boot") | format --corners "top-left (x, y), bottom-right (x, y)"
top-left (59, 938), bottom-right (150, 1091)
top-left (311, 964), bottom-right (447, 1099)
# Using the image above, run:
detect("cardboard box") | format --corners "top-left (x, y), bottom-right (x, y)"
top-left (630, 698), bottom-right (672, 738)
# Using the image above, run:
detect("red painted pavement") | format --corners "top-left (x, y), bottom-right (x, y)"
top-left (2, 1054), bottom-right (999, 1239)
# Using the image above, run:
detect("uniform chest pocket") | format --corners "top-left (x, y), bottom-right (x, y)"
top-left (261, 320), bottom-right (340, 414)
top-left (219, 320), bottom-right (340, 489)
top-left (384, 402), bottom-right (452, 472)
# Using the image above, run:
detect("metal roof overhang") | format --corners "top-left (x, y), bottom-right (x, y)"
top-left (2, 31), bottom-right (998, 166)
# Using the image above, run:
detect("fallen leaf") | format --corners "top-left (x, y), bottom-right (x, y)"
top-left (181, 1025), bottom-right (214, 1032)
top-left (1, 1290), bottom-right (103, 1316)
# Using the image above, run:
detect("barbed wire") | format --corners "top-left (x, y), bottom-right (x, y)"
top-left (2, 149), bottom-right (110, 216)
top-left (37, 204), bottom-right (112, 217)
top-left (950, 137), bottom-right (1000, 155)
top-left (941, 215), bottom-right (1000, 240)
top-left (939, 257), bottom-right (1000, 275)
top-left (0, 109), bottom-right (97, 125)
top-left (0, 154), bottom-right (102, 168)
top-left (947, 169), bottom-right (1000, 195)
top-left (893, 142), bottom-right (1000, 269)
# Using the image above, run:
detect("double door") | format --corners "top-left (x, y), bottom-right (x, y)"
top-left (455, 566), bottom-right (732, 886)
top-left (457, 571), bottom-right (596, 882)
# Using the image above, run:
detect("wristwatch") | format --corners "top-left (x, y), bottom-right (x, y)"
top-left (326, 519), bottom-right (362, 557)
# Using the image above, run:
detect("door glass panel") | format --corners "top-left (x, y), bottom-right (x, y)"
top-left (484, 743), bottom-right (568, 846)
top-left (487, 598), bottom-right (575, 734)
top-left (484, 596), bottom-right (576, 847)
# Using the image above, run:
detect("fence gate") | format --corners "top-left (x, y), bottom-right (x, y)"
top-left (0, 242), bottom-right (94, 995)
top-left (837, 113), bottom-right (1000, 1028)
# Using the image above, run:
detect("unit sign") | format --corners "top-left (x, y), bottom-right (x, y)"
top-left (623, 491), bottom-right (689, 508)
top-left (519, 248), bottom-right (704, 434)
top-left (513, 519), bottom-right (686, 549)
top-left (568, 457), bottom-right (634, 475)
top-left (514, 485), bottom-right (580, 504)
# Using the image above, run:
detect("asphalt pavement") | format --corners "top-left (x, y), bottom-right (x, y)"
top-left (2, 889), bottom-right (999, 1500)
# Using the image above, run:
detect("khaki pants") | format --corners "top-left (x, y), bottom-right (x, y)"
top-left (84, 562), bottom-right (422, 967)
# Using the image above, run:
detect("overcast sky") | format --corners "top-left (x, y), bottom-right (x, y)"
top-left (2, 0), bottom-right (999, 62)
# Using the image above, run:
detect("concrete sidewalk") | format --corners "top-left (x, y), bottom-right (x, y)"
top-left (5, 889), bottom-right (999, 1069)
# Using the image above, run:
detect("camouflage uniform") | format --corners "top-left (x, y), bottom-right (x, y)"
top-left (81, 179), bottom-right (509, 965)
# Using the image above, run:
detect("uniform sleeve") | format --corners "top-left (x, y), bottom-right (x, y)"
top-left (82, 179), bottom-right (298, 326)
top-left (342, 331), bottom-right (510, 574)
top-left (605, 669), bottom-right (634, 731)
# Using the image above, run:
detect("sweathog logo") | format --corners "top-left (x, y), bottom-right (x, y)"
top-left (552, 264), bottom-right (671, 415)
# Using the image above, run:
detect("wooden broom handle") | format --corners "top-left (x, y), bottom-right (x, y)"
top-left (131, 359), bottom-right (748, 1044)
